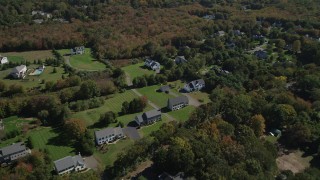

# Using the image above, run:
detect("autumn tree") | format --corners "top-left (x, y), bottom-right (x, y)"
top-left (292, 40), bottom-right (301, 53)
top-left (64, 119), bottom-right (87, 140)
top-left (249, 114), bottom-right (266, 137)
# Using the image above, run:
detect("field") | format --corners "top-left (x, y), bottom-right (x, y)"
top-left (0, 65), bottom-right (65, 89)
top-left (188, 91), bottom-right (211, 104)
top-left (72, 90), bottom-right (153, 126)
top-left (136, 85), bottom-right (179, 108)
top-left (167, 106), bottom-right (195, 122)
top-left (58, 48), bottom-right (106, 71)
top-left (121, 63), bottom-right (155, 80)
top-left (1, 50), bottom-right (54, 62)
top-left (29, 127), bottom-right (75, 161)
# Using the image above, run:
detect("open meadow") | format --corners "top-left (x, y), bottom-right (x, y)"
top-left (1, 50), bottom-right (54, 63)
top-left (121, 62), bottom-right (155, 80)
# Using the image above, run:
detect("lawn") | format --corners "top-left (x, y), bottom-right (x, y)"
top-left (1, 50), bottom-right (54, 62)
top-left (58, 48), bottom-right (106, 71)
top-left (121, 63), bottom-right (154, 80)
top-left (139, 115), bottom-right (169, 137)
top-left (2, 116), bottom-right (34, 134)
top-left (188, 91), bottom-right (211, 104)
top-left (167, 106), bottom-right (196, 122)
top-left (94, 138), bottom-right (134, 166)
top-left (72, 90), bottom-right (153, 126)
top-left (0, 65), bottom-right (65, 90)
top-left (29, 127), bottom-right (75, 161)
top-left (136, 85), bottom-right (179, 108)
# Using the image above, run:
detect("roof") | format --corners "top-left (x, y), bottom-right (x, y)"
top-left (95, 127), bottom-right (123, 139)
top-left (0, 142), bottom-right (26, 157)
top-left (54, 155), bottom-right (84, 172)
top-left (175, 56), bottom-right (188, 64)
top-left (168, 96), bottom-right (189, 106)
top-left (12, 65), bottom-right (27, 73)
top-left (144, 109), bottom-right (161, 119)
top-left (159, 85), bottom-right (170, 92)
top-left (136, 114), bottom-right (144, 124)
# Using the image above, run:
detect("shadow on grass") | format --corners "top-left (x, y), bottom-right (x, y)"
top-left (127, 120), bottom-right (139, 128)
top-left (160, 107), bottom-right (170, 113)
top-left (132, 164), bottom-right (158, 180)
top-left (47, 128), bottom-right (73, 147)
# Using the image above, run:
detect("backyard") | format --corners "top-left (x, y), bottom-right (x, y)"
top-left (29, 127), bottom-right (75, 161)
top-left (58, 48), bottom-right (106, 71)
top-left (167, 106), bottom-right (195, 122)
top-left (121, 62), bottom-right (155, 80)
top-left (1, 50), bottom-right (54, 63)
top-left (0, 65), bottom-right (66, 89)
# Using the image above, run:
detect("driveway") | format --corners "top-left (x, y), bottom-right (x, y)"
top-left (183, 93), bottom-right (202, 107)
top-left (84, 156), bottom-right (100, 171)
top-left (123, 127), bottom-right (141, 140)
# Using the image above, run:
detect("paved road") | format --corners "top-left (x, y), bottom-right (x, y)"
top-left (131, 89), bottom-right (175, 121)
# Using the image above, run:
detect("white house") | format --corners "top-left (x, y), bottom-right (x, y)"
top-left (70, 46), bottom-right (85, 55)
top-left (183, 79), bottom-right (205, 92)
top-left (0, 56), bottom-right (8, 64)
top-left (145, 58), bottom-right (161, 71)
top-left (94, 127), bottom-right (125, 145)
top-left (10, 65), bottom-right (27, 79)
top-left (54, 154), bottom-right (86, 175)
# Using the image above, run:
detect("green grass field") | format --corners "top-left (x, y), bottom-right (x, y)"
top-left (29, 127), bottom-right (75, 161)
top-left (167, 106), bottom-right (195, 122)
top-left (188, 91), bottom-right (211, 104)
top-left (137, 85), bottom-right (179, 108)
top-left (58, 48), bottom-right (106, 71)
top-left (1, 50), bottom-right (54, 62)
top-left (121, 63), bottom-right (154, 80)
top-left (0, 65), bottom-right (65, 89)
top-left (2, 116), bottom-right (34, 133)
top-left (72, 90), bottom-right (153, 126)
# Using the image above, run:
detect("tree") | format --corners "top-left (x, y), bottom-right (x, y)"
top-left (292, 40), bottom-right (301, 53)
top-left (99, 111), bottom-right (117, 126)
top-left (78, 80), bottom-right (100, 99)
top-left (249, 114), bottom-right (266, 137)
top-left (64, 119), bottom-right (87, 140)
top-left (0, 81), bottom-right (6, 93)
top-left (52, 67), bottom-right (57, 73)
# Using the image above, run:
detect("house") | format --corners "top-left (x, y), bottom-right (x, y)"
top-left (158, 172), bottom-right (184, 180)
top-left (0, 56), bottom-right (8, 64)
top-left (10, 65), bottom-right (27, 79)
top-left (94, 127), bottom-right (125, 145)
top-left (254, 50), bottom-right (268, 59)
top-left (158, 85), bottom-right (170, 93)
top-left (54, 154), bottom-right (86, 175)
top-left (269, 129), bottom-right (282, 137)
top-left (70, 46), bottom-right (85, 55)
top-left (202, 15), bottom-right (215, 20)
top-left (183, 79), bottom-right (205, 92)
top-left (145, 58), bottom-right (161, 71)
top-left (174, 56), bottom-right (188, 64)
top-left (0, 142), bottom-right (31, 164)
top-left (135, 109), bottom-right (161, 126)
top-left (217, 31), bottom-right (225, 37)
top-left (167, 96), bottom-right (189, 111)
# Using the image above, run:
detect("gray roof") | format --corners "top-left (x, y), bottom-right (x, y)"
top-left (136, 114), bottom-right (144, 124)
top-left (168, 96), bottom-right (189, 106)
top-left (192, 79), bottom-right (205, 86)
top-left (159, 85), bottom-right (170, 92)
top-left (175, 56), bottom-right (188, 64)
top-left (144, 109), bottom-right (161, 119)
top-left (12, 65), bottom-right (26, 73)
top-left (0, 142), bottom-right (26, 157)
top-left (95, 127), bottom-right (123, 140)
top-left (54, 155), bottom-right (84, 172)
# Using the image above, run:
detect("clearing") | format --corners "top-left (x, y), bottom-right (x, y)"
top-left (276, 150), bottom-right (312, 174)
top-left (121, 63), bottom-right (155, 80)
top-left (1, 50), bottom-right (54, 63)
top-left (58, 48), bottom-right (106, 71)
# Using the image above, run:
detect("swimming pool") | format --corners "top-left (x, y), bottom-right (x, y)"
top-left (29, 69), bottom-right (43, 76)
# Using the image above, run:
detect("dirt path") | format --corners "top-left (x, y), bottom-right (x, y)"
top-left (125, 72), bottom-right (133, 86)
top-left (131, 89), bottom-right (175, 121)
top-left (122, 160), bottom-right (153, 179)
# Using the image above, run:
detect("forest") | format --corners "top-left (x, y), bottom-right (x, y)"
top-left (0, 0), bottom-right (320, 179)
